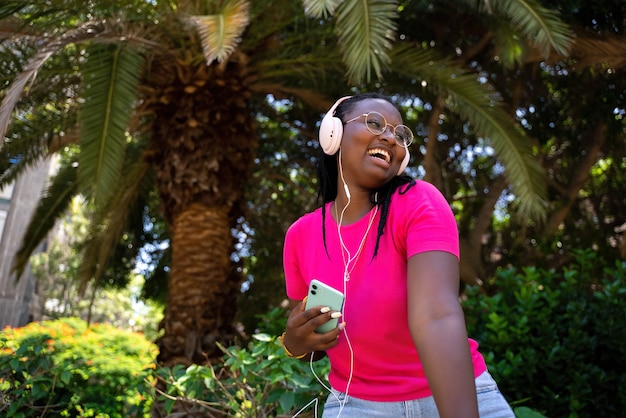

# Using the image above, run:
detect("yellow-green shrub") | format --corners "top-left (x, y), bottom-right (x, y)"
top-left (0, 317), bottom-right (156, 417)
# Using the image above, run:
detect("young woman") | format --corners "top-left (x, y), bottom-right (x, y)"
top-left (281, 93), bottom-right (515, 417)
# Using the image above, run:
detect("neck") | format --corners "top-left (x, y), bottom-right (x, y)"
top-left (333, 191), bottom-right (376, 225)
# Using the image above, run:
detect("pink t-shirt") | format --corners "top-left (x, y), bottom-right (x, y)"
top-left (283, 180), bottom-right (487, 402)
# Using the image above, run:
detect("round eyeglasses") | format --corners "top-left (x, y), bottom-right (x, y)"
top-left (344, 111), bottom-right (414, 147)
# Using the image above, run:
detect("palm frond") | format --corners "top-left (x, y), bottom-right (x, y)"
top-left (78, 157), bottom-right (151, 294)
top-left (390, 45), bottom-right (547, 219)
top-left (0, 21), bottom-right (104, 148)
top-left (0, 109), bottom-right (58, 185)
top-left (186, 0), bottom-right (250, 65)
top-left (0, 101), bottom-right (79, 188)
top-left (490, 21), bottom-right (528, 67)
top-left (490, 0), bottom-right (573, 58)
top-left (254, 53), bottom-right (345, 86)
top-left (572, 34), bottom-right (626, 70)
top-left (78, 42), bottom-right (144, 206)
top-left (335, 0), bottom-right (399, 84)
top-left (451, 82), bottom-right (547, 220)
top-left (12, 159), bottom-right (78, 277)
top-left (0, 139), bottom-right (47, 189)
top-left (301, 0), bottom-right (342, 18)
top-left (0, 2), bottom-right (26, 20)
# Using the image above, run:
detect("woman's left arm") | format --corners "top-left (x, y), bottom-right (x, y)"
top-left (407, 250), bottom-right (479, 418)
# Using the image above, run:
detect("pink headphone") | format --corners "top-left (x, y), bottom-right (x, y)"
top-left (318, 96), bottom-right (410, 175)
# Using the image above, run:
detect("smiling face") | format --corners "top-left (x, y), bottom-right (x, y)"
top-left (338, 98), bottom-right (408, 190)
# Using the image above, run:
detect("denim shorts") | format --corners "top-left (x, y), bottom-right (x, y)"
top-left (321, 371), bottom-right (515, 418)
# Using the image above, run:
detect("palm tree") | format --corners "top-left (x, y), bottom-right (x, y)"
top-left (0, 0), bottom-right (573, 365)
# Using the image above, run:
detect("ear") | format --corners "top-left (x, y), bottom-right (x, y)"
top-left (319, 96), bottom-right (352, 155)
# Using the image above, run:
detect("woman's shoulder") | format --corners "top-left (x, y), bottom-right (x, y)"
top-left (389, 179), bottom-right (459, 254)
top-left (390, 179), bottom-right (455, 223)
top-left (394, 179), bottom-right (449, 204)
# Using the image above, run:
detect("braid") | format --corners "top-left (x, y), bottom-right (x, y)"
top-left (372, 175), bottom-right (415, 257)
top-left (317, 151), bottom-right (338, 258)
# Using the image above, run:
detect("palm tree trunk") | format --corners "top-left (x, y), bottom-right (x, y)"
top-left (157, 203), bottom-right (238, 366)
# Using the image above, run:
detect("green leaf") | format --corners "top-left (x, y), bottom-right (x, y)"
top-left (78, 42), bottom-right (144, 206)
top-left (278, 391), bottom-right (295, 414)
top-left (335, 0), bottom-right (399, 83)
top-left (252, 333), bottom-right (272, 342)
top-left (60, 369), bottom-right (72, 385)
top-left (290, 373), bottom-right (313, 388)
top-left (79, 147), bottom-right (152, 292)
top-left (302, 0), bottom-right (342, 18)
top-left (490, 0), bottom-right (573, 58)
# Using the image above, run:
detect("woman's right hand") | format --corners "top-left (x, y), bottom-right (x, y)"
top-left (281, 298), bottom-right (344, 358)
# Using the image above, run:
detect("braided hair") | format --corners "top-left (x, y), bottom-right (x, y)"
top-left (316, 93), bottom-right (416, 258)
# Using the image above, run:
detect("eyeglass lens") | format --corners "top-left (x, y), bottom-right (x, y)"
top-left (365, 112), bottom-right (413, 146)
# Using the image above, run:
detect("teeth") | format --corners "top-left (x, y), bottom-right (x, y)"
top-left (367, 148), bottom-right (391, 163)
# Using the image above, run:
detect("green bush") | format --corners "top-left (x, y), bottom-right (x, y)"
top-left (152, 308), bottom-right (328, 417)
top-left (0, 317), bottom-right (156, 417)
top-left (463, 249), bottom-right (626, 418)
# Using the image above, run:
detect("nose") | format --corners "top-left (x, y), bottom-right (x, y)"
top-left (379, 125), bottom-right (397, 145)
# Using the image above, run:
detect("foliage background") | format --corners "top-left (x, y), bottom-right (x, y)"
top-left (0, 0), bottom-right (624, 415)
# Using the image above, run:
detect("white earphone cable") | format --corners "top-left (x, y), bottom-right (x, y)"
top-left (294, 150), bottom-right (377, 418)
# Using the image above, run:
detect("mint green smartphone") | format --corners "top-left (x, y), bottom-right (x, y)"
top-left (305, 279), bottom-right (345, 333)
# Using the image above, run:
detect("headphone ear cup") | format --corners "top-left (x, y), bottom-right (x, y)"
top-left (397, 149), bottom-right (410, 175)
top-left (319, 96), bottom-right (352, 155)
top-left (319, 113), bottom-right (343, 155)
